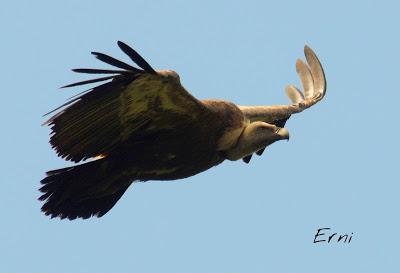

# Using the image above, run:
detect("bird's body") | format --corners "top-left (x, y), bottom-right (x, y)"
top-left (40, 41), bottom-right (326, 220)
top-left (101, 99), bottom-right (243, 181)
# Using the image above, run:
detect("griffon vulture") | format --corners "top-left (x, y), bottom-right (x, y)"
top-left (40, 41), bottom-right (326, 220)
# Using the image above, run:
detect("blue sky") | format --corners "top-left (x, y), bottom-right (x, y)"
top-left (1, 1), bottom-right (399, 272)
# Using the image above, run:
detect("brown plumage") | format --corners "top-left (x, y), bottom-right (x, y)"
top-left (40, 41), bottom-right (326, 220)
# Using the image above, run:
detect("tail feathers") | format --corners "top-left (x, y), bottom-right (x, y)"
top-left (39, 160), bottom-right (131, 220)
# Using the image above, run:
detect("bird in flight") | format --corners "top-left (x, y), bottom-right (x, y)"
top-left (40, 41), bottom-right (326, 220)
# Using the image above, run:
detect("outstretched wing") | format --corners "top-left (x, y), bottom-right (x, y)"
top-left (238, 45), bottom-right (327, 123)
top-left (45, 41), bottom-right (209, 163)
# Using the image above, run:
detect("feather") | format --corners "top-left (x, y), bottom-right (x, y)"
top-left (304, 45), bottom-right (326, 97)
top-left (296, 59), bottom-right (314, 99)
top-left (117, 41), bottom-right (156, 74)
top-left (72, 68), bottom-right (131, 74)
top-left (61, 76), bottom-right (115, 88)
top-left (44, 76), bottom-right (133, 118)
top-left (256, 148), bottom-right (265, 156)
top-left (285, 84), bottom-right (304, 104)
top-left (91, 51), bottom-right (141, 72)
top-left (242, 154), bottom-right (252, 163)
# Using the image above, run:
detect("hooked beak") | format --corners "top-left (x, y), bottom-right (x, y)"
top-left (276, 127), bottom-right (290, 140)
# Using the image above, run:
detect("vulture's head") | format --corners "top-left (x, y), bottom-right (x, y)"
top-left (224, 121), bottom-right (289, 161)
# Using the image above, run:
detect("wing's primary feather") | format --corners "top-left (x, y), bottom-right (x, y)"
top-left (47, 78), bottom-right (133, 162)
top-left (91, 51), bottom-right (141, 72)
top-left (117, 41), bottom-right (156, 74)
top-left (44, 77), bottom-right (131, 117)
top-left (255, 148), bottom-right (265, 156)
top-left (242, 154), bottom-right (252, 163)
top-left (61, 76), bottom-right (115, 88)
top-left (72, 68), bottom-right (132, 74)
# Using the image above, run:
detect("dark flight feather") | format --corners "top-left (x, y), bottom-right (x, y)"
top-left (61, 76), bottom-right (115, 88)
top-left (46, 79), bottom-right (136, 162)
top-left (256, 148), bottom-right (265, 156)
top-left (91, 51), bottom-right (141, 72)
top-left (117, 41), bottom-right (156, 74)
top-left (72, 68), bottom-right (132, 74)
top-left (242, 154), bottom-right (252, 163)
top-left (44, 75), bottom-right (135, 118)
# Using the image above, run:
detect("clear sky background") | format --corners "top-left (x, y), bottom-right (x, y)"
top-left (1, 1), bottom-right (399, 272)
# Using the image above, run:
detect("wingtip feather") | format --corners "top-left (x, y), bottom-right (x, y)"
top-left (117, 41), bottom-right (156, 74)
